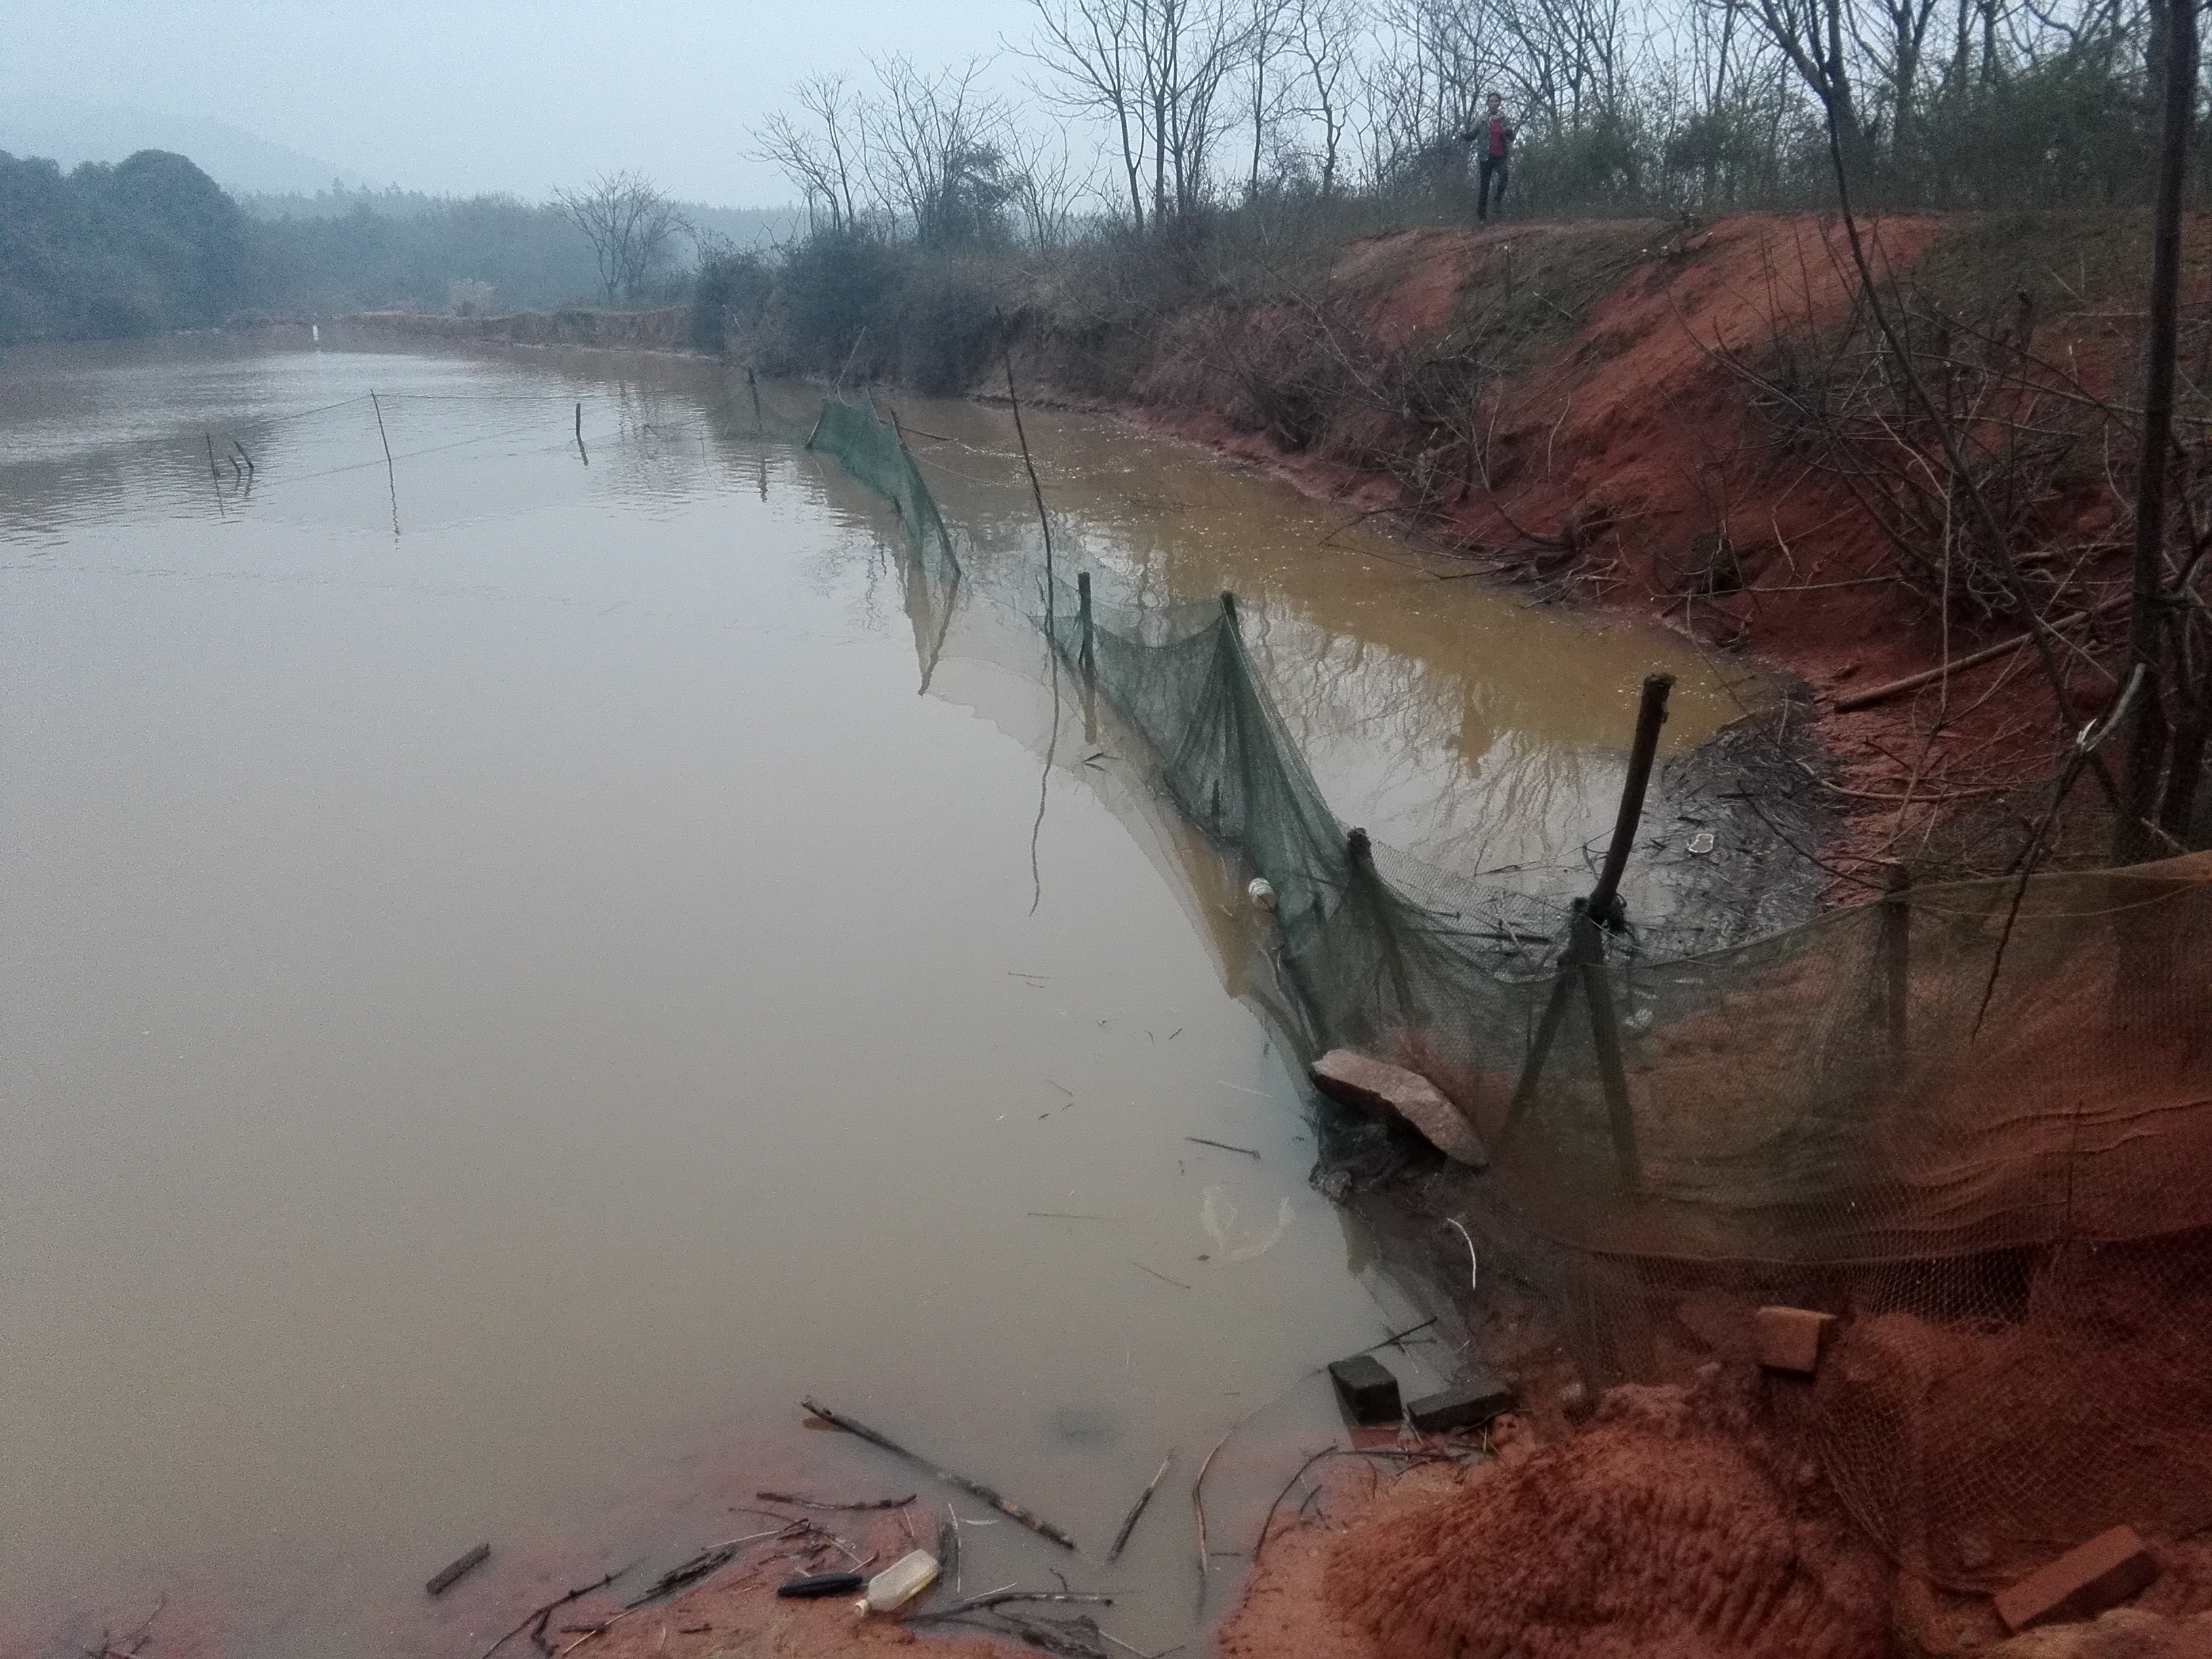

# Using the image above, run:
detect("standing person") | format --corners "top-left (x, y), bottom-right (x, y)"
top-left (1460, 94), bottom-right (1515, 223)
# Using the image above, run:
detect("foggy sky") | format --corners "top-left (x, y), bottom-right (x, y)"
top-left (3, 0), bottom-right (1036, 205)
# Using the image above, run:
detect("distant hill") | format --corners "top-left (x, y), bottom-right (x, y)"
top-left (0, 97), bottom-right (355, 197)
top-left (0, 110), bottom-right (801, 335)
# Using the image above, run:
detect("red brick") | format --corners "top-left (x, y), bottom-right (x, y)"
top-left (1754, 1305), bottom-right (1837, 1374)
top-left (1994, 1526), bottom-right (2160, 1633)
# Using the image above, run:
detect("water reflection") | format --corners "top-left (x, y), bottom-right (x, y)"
top-left (840, 392), bottom-right (1759, 909)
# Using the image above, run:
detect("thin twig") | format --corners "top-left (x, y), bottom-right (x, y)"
top-left (1254, 1449), bottom-right (1338, 1565)
top-left (480, 1567), bottom-right (631, 1659)
top-left (1445, 1218), bottom-right (1479, 1294)
top-left (909, 1590), bottom-right (1114, 1621)
top-left (1107, 1454), bottom-right (1175, 1563)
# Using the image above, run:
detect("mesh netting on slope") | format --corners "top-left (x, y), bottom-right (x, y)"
top-left (803, 394), bottom-right (2212, 1588)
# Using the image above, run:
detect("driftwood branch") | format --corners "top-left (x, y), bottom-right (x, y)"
top-left (613, 1525), bottom-right (795, 1616)
top-left (428, 1544), bottom-right (491, 1597)
top-left (756, 1490), bottom-right (916, 1511)
top-left (478, 1566), bottom-right (629, 1659)
top-left (82, 1593), bottom-right (165, 1659)
top-left (912, 1590), bottom-right (1115, 1620)
top-left (1833, 592), bottom-right (2129, 712)
top-left (801, 1397), bottom-right (1079, 1551)
top-left (623, 1547), bottom-right (737, 1609)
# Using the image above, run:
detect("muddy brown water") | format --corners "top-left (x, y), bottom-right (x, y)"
top-left (0, 333), bottom-right (1755, 1658)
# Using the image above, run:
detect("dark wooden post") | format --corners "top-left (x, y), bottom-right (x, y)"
top-left (1077, 572), bottom-right (1096, 676)
top-left (1077, 571), bottom-right (1098, 742)
top-left (1578, 901), bottom-right (1641, 1190)
top-left (1501, 675), bottom-right (1672, 1174)
top-left (1881, 861), bottom-right (1911, 1065)
top-left (1589, 674), bottom-right (1676, 925)
top-left (2114, 0), bottom-right (2197, 862)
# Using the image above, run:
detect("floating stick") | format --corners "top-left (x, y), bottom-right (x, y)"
top-left (1107, 1454), bottom-right (1174, 1563)
top-left (801, 1397), bottom-right (1079, 1551)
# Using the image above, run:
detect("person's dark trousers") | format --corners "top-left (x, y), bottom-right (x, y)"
top-left (1477, 155), bottom-right (1509, 221)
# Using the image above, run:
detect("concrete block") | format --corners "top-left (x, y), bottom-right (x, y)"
top-left (1310, 1050), bottom-right (1488, 1169)
top-left (1995, 1526), bottom-right (2159, 1633)
top-left (1407, 1375), bottom-right (1515, 1433)
top-left (1327, 1354), bottom-right (1403, 1425)
top-left (1754, 1305), bottom-right (1837, 1374)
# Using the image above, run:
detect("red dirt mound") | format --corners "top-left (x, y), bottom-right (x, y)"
top-left (1322, 1382), bottom-right (1889, 1659)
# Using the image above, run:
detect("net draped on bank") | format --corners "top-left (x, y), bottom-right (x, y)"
top-left (802, 393), bottom-right (2212, 1589)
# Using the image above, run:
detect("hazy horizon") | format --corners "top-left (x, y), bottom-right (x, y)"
top-left (1, 0), bottom-right (1036, 207)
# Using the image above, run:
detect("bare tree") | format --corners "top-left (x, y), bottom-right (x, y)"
top-left (870, 56), bottom-right (1021, 245)
top-left (1237, 0), bottom-right (1295, 198)
top-left (1026, 0), bottom-right (1157, 226)
top-left (1874, 0), bottom-right (1944, 139)
top-left (1357, 0), bottom-right (1499, 184)
top-left (1150, 0), bottom-right (1248, 219)
top-left (1289, 0), bottom-right (1365, 194)
top-left (1711, 0), bottom-right (1865, 146)
top-left (1024, 0), bottom-right (1248, 227)
top-left (553, 171), bottom-right (688, 304)
top-left (753, 74), bottom-right (869, 231)
top-left (1008, 130), bottom-right (1092, 242)
top-left (1492, 0), bottom-right (1638, 133)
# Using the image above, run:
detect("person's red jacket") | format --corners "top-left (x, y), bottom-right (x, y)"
top-left (1460, 117), bottom-right (1517, 156)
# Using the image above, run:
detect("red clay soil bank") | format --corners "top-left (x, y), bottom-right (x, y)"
top-left (1118, 212), bottom-right (2212, 886)
top-left (1330, 1382), bottom-right (1891, 1659)
top-left (1218, 1381), bottom-right (2212, 1659)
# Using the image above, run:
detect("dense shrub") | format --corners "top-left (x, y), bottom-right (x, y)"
top-left (756, 228), bottom-right (909, 374)
top-left (689, 247), bottom-right (775, 352)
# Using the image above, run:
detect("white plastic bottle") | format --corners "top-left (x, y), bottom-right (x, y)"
top-left (855, 1549), bottom-right (939, 1616)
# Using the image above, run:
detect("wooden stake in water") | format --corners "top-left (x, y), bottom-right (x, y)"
top-left (1587, 674), bottom-right (1676, 926)
top-left (202, 432), bottom-right (226, 517)
top-left (573, 401), bottom-right (589, 466)
top-left (1077, 571), bottom-right (1097, 742)
top-left (370, 391), bottom-right (398, 535)
top-left (1502, 674), bottom-right (1673, 1186)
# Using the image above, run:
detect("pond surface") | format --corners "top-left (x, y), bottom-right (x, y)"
top-left (0, 333), bottom-right (1750, 1658)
